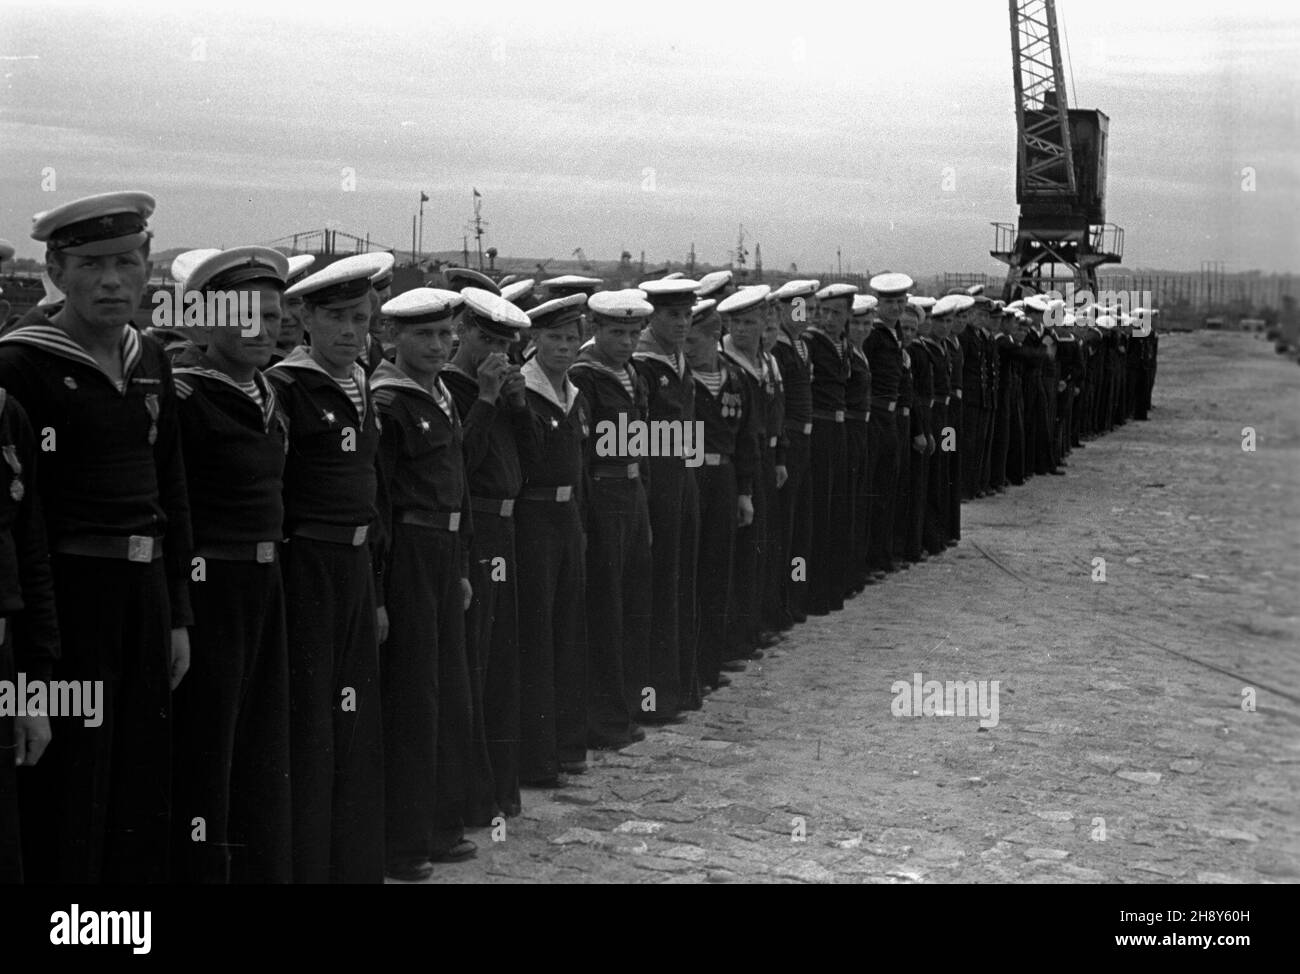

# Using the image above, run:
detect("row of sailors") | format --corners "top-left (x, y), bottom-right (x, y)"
top-left (0, 191), bottom-right (1157, 884)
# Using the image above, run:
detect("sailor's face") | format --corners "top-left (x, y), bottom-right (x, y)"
top-left (650, 304), bottom-right (691, 348)
top-left (280, 293), bottom-right (306, 349)
top-left (208, 284), bottom-right (281, 367)
top-left (304, 295), bottom-right (370, 371)
top-left (594, 319), bottom-right (639, 368)
top-left (684, 323), bottom-right (719, 371)
top-left (876, 293), bottom-right (907, 324)
top-left (534, 321), bottom-right (581, 374)
top-left (49, 247), bottom-right (150, 329)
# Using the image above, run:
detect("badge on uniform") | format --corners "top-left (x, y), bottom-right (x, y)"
top-left (144, 393), bottom-right (160, 445)
top-left (64, 376), bottom-right (78, 390)
top-left (322, 409), bottom-right (336, 425)
top-left (2, 444), bottom-right (22, 502)
top-left (419, 417), bottom-right (431, 432)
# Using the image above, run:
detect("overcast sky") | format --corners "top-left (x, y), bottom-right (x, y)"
top-left (1, 0), bottom-right (1296, 276)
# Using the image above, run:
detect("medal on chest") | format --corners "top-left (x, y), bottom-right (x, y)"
top-left (2, 444), bottom-right (23, 502)
top-left (144, 393), bottom-right (160, 446)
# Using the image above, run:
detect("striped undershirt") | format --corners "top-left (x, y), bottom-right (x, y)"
top-left (336, 375), bottom-right (366, 417)
top-left (235, 378), bottom-right (263, 407)
top-left (693, 368), bottom-right (724, 397)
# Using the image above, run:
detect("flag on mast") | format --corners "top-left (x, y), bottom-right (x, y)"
top-left (420, 191), bottom-right (429, 203)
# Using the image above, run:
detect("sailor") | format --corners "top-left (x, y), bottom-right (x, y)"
top-left (632, 276), bottom-right (701, 721)
top-left (922, 295), bottom-right (957, 552)
top-left (757, 298), bottom-right (789, 638)
top-left (844, 295), bottom-right (874, 593)
top-left (0, 191), bottom-right (194, 883)
top-left (361, 254), bottom-right (396, 374)
top-left (943, 294), bottom-right (973, 542)
top-left (271, 254), bottom-right (316, 366)
top-left (568, 289), bottom-right (653, 749)
top-left (371, 286), bottom-right (478, 878)
top-left (897, 302), bottom-right (931, 564)
top-left (444, 267), bottom-right (502, 295)
top-left (863, 273), bottom-right (911, 578)
top-left (441, 287), bottom-right (535, 821)
top-left (800, 282), bottom-right (856, 613)
top-left (1019, 295), bottom-right (1061, 477)
top-left (268, 252), bottom-right (390, 883)
top-left (770, 280), bottom-right (818, 626)
top-left (169, 246), bottom-right (293, 884)
top-left (716, 288), bottom-right (768, 671)
top-left (0, 380), bottom-right (58, 884)
top-left (957, 290), bottom-right (988, 500)
top-left (517, 293), bottom-right (591, 785)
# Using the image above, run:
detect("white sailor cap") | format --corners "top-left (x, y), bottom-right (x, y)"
top-left (171, 248), bottom-right (222, 287)
top-left (369, 253), bottom-right (396, 292)
top-left (381, 286), bottom-right (463, 324)
top-left (931, 295), bottom-right (964, 318)
top-left (815, 282), bottom-right (858, 303)
top-left (639, 277), bottom-right (700, 306)
top-left (717, 285), bottom-right (771, 316)
top-left (285, 254), bottom-right (316, 287)
top-left (1022, 294), bottom-right (1050, 313)
top-left (966, 284), bottom-right (985, 296)
top-left (908, 295), bottom-right (937, 310)
top-left (852, 294), bottom-right (879, 317)
top-left (588, 289), bottom-right (653, 321)
top-left (526, 292), bottom-right (587, 330)
top-left (500, 278), bottom-right (535, 304)
top-left (187, 246), bottom-right (290, 294)
top-left (36, 271), bottom-right (65, 309)
top-left (287, 252), bottom-right (393, 307)
top-left (662, 272), bottom-right (686, 281)
top-left (772, 279), bottom-right (819, 302)
top-left (1006, 300), bottom-right (1025, 311)
top-left (691, 299), bottom-right (718, 325)
top-left (540, 274), bottom-right (603, 296)
top-left (951, 294), bottom-right (976, 313)
top-left (869, 272), bottom-right (913, 296)
top-left (461, 286), bottom-right (531, 338)
top-left (444, 267), bottom-right (501, 295)
top-left (498, 274), bottom-right (521, 287)
top-left (31, 190), bottom-right (156, 256)
top-left (695, 270), bottom-right (733, 298)
top-left (0, 239), bottom-right (14, 261)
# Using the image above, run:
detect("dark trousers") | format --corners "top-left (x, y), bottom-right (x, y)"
top-left (924, 403), bottom-right (950, 553)
top-left (0, 619), bottom-right (20, 883)
top-left (516, 499), bottom-right (587, 780)
top-left (465, 512), bottom-right (520, 820)
top-left (808, 418), bottom-right (848, 612)
top-left (696, 462), bottom-right (736, 681)
top-left (585, 478), bottom-right (652, 744)
top-left (18, 555), bottom-right (171, 884)
top-left (962, 402), bottom-right (985, 497)
top-left (730, 447), bottom-right (770, 659)
top-left (892, 411), bottom-right (913, 563)
top-left (947, 400), bottom-right (962, 540)
top-left (284, 538), bottom-right (383, 884)
top-left (760, 445), bottom-right (787, 632)
top-left (1025, 382), bottom-right (1052, 475)
top-left (172, 559), bottom-right (291, 883)
top-left (777, 431), bottom-right (812, 623)
top-left (865, 410), bottom-right (900, 573)
top-left (381, 523), bottom-right (470, 863)
top-left (638, 459), bottom-right (697, 720)
top-left (845, 419), bottom-right (870, 591)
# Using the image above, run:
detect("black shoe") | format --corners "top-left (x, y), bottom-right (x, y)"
top-left (429, 839), bottom-right (478, 863)
top-left (1048, 468), bottom-right (1065, 476)
top-left (711, 674), bottom-right (732, 688)
top-left (521, 775), bottom-right (563, 789)
top-left (559, 760), bottom-right (588, 775)
top-left (720, 660), bottom-right (748, 672)
top-left (387, 858), bottom-right (435, 882)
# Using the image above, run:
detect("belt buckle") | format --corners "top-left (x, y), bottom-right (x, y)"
top-left (705, 453), bottom-right (721, 466)
top-left (127, 535), bottom-right (153, 563)
top-left (866, 411), bottom-right (871, 422)
top-left (627, 463), bottom-right (639, 479)
top-left (256, 541), bottom-right (275, 564)
top-left (834, 410), bottom-right (845, 423)
top-left (352, 525), bottom-right (368, 546)
top-left (803, 422), bottom-right (812, 435)
top-left (888, 401), bottom-right (896, 412)
top-left (555, 486), bottom-right (572, 502)
top-left (448, 512), bottom-right (461, 532)
top-left (500, 499), bottom-right (515, 517)
top-left (768, 436), bottom-right (778, 448)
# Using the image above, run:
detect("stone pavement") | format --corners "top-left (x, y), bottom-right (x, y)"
top-left (414, 331), bottom-right (1300, 884)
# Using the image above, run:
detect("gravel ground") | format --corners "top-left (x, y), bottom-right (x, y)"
top-left (413, 331), bottom-right (1300, 884)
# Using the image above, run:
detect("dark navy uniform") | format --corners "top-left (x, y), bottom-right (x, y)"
top-left (710, 343), bottom-right (761, 674)
top-left (442, 362), bottom-right (536, 819)
top-left (372, 359), bottom-right (474, 866)
top-left (843, 337), bottom-right (872, 593)
top-left (945, 333), bottom-right (964, 541)
top-left (171, 349), bottom-right (291, 884)
top-left (0, 315), bottom-right (193, 884)
top-left (921, 335), bottom-right (952, 553)
top-left (268, 347), bottom-right (384, 884)
top-left (958, 324), bottom-right (986, 499)
top-left (569, 349), bottom-right (653, 748)
top-left (902, 342), bottom-right (932, 562)
top-left (631, 333), bottom-right (698, 721)
top-left (0, 388), bottom-right (58, 885)
top-left (802, 326), bottom-right (849, 614)
top-left (771, 327), bottom-right (812, 625)
top-left (863, 322), bottom-right (903, 574)
top-left (758, 346), bottom-right (788, 636)
top-left (891, 345), bottom-right (915, 565)
top-left (516, 359), bottom-right (589, 782)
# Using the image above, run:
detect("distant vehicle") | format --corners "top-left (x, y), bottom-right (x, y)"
top-left (1239, 318), bottom-right (1265, 333)
top-left (1204, 316), bottom-right (1226, 330)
